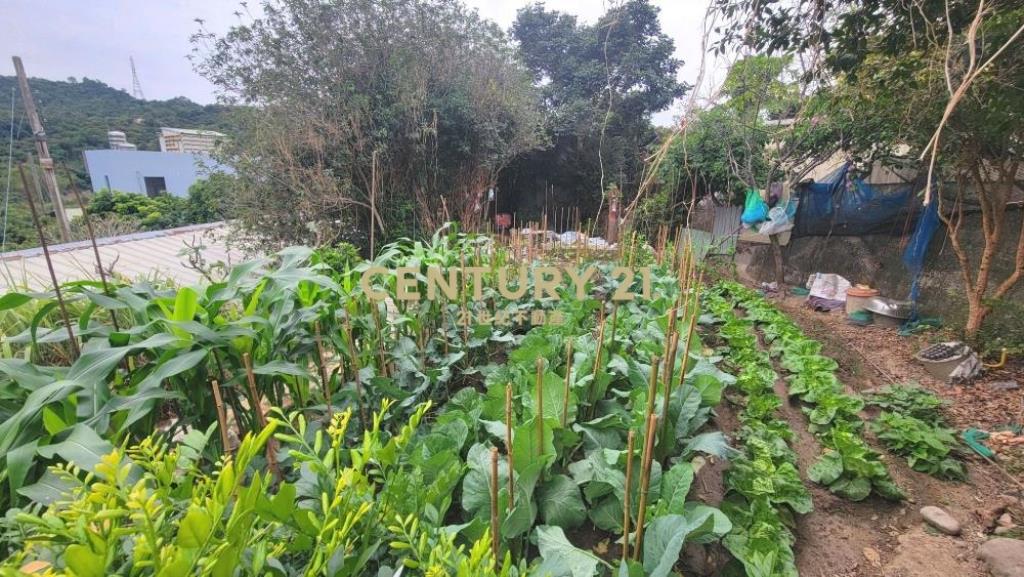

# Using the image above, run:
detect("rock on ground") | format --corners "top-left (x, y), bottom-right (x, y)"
top-left (921, 505), bottom-right (962, 536)
top-left (977, 538), bottom-right (1024, 577)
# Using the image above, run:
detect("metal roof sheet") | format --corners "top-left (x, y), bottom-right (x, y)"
top-left (0, 222), bottom-right (256, 292)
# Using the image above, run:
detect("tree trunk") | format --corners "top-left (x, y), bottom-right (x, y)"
top-left (964, 293), bottom-right (988, 338)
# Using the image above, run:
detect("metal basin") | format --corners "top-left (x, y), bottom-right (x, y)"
top-left (865, 296), bottom-right (913, 320)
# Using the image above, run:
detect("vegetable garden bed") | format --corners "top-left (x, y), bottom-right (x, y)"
top-left (0, 230), bottom-right (979, 576)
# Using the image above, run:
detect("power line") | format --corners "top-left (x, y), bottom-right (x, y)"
top-left (2, 86), bottom-right (15, 254)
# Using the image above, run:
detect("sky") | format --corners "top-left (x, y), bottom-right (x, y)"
top-left (1, 0), bottom-right (724, 126)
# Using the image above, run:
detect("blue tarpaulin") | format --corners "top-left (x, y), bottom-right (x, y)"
top-left (793, 163), bottom-right (918, 236)
top-left (793, 162), bottom-right (940, 304)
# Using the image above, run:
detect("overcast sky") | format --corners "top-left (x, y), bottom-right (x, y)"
top-left (1, 0), bottom-right (724, 126)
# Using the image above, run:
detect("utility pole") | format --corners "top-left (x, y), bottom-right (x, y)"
top-left (13, 56), bottom-right (72, 243)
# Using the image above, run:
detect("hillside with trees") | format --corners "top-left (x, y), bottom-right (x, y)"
top-left (0, 75), bottom-right (237, 187)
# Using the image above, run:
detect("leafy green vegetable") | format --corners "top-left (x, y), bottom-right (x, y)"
top-left (872, 411), bottom-right (966, 480)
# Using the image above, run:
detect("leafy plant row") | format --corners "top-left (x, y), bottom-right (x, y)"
top-left (866, 385), bottom-right (966, 481)
top-left (703, 288), bottom-right (809, 577)
top-left (717, 282), bottom-right (903, 502)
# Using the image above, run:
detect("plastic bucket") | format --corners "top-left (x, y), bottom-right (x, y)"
top-left (846, 287), bottom-right (880, 316)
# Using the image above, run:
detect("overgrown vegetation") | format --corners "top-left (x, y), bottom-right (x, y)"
top-left (83, 174), bottom-right (231, 233)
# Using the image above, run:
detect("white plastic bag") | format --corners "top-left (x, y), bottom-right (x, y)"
top-left (758, 206), bottom-right (794, 235)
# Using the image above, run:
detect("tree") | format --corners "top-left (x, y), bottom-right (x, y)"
top-left (712, 0), bottom-right (1024, 336)
top-left (504, 0), bottom-right (685, 228)
top-left (193, 0), bottom-right (545, 253)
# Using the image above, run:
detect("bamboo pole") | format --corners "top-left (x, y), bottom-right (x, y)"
top-left (535, 358), bottom-right (545, 455)
top-left (661, 332), bottom-right (679, 433)
top-left (16, 164), bottom-right (78, 358)
top-left (562, 339), bottom-right (573, 427)
top-left (505, 384), bottom-right (515, 511)
top-left (676, 305), bottom-right (700, 391)
top-left (644, 357), bottom-right (661, 437)
top-left (65, 166), bottom-right (119, 332)
top-left (243, 352), bottom-right (279, 477)
top-left (370, 304), bottom-right (389, 378)
top-left (622, 429), bottom-right (635, 563)
top-left (210, 379), bottom-right (231, 453)
top-left (663, 307), bottom-right (678, 380)
top-left (607, 304), bottom-right (619, 354)
top-left (313, 321), bottom-right (332, 420)
top-left (633, 413), bottom-right (658, 560)
top-left (342, 316), bottom-right (367, 427)
top-left (490, 447), bottom-right (501, 561)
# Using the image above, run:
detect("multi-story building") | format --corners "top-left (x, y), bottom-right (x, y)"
top-left (158, 127), bottom-right (226, 154)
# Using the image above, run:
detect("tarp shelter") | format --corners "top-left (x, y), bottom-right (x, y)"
top-left (791, 161), bottom-right (940, 308)
top-left (792, 163), bottom-right (920, 236)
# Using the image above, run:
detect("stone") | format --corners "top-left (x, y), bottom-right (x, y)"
top-left (862, 547), bottom-right (881, 567)
top-left (977, 538), bottom-right (1024, 577)
top-left (989, 380), bottom-right (1020, 391)
top-left (998, 513), bottom-right (1014, 528)
top-left (921, 505), bottom-right (962, 536)
top-left (994, 526), bottom-right (1017, 536)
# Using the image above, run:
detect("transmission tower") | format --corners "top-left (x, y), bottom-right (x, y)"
top-left (130, 56), bottom-right (145, 100)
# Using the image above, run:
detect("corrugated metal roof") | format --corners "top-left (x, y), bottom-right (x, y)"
top-left (0, 222), bottom-right (255, 291)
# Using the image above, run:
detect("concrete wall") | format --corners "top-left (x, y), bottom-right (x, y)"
top-left (83, 150), bottom-right (230, 197)
top-left (741, 207), bottom-right (1024, 344)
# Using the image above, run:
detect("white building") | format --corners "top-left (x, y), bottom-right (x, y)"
top-left (158, 127), bottom-right (226, 154)
top-left (107, 131), bottom-right (137, 151)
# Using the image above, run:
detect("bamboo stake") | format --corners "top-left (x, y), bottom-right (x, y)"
top-left (370, 304), bottom-right (389, 378)
top-left (505, 384), bottom-right (515, 511)
top-left (676, 305), bottom-right (700, 391)
top-left (210, 379), bottom-right (231, 453)
top-left (313, 321), bottom-right (333, 420)
top-left (16, 164), bottom-right (79, 358)
top-left (535, 358), bottom-right (545, 455)
top-left (490, 447), bottom-right (501, 561)
top-left (243, 352), bottom-right (279, 477)
top-left (663, 307), bottom-right (678, 380)
top-left (65, 166), bottom-right (119, 332)
top-left (622, 429), bottom-right (635, 562)
top-left (562, 339), bottom-right (573, 427)
top-left (644, 357), bottom-right (661, 436)
top-left (607, 304), bottom-right (619, 353)
top-left (342, 316), bottom-right (367, 427)
top-left (662, 332), bottom-right (679, 432)
top-left (633, 413), bottom-right (658, 560)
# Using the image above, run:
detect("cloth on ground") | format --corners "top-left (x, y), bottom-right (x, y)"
top-left (806, 273), bottom-right (852, 302)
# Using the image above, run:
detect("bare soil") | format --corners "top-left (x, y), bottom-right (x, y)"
top-left (763, 292), bottom-right (1024, 577)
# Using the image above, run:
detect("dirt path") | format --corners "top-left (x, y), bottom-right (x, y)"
top-left (761, 292), bottom-right (1023, 577)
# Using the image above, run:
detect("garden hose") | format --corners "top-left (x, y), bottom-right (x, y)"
top-left (984, 347), bottom-right (1008, 369)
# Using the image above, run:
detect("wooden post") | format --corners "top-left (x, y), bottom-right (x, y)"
top-left (13, 57), bottom-right (70, 242)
